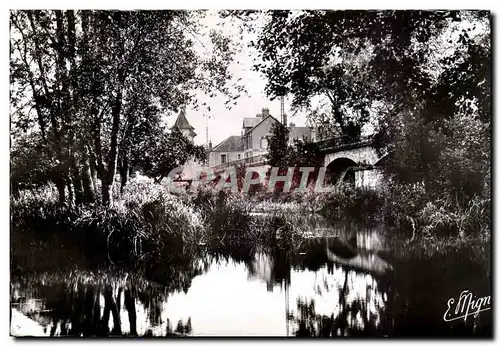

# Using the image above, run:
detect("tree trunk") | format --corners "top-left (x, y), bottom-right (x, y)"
top-left (88, 146), bottom-right (99, 195)
top-left (56, 178), bottom-right (66, 204)
top-left (80, 12), bottom-right (99, 201)
top-left (73, 174), bottom-right (84, 205)
top-left (120, 154), bottom-right (129, 194)
top-left (81, 166), bottom-right (95, 203)
top-left (66, 175), bottom-right (75, 207)
top-left (101, 90), bottom-right (123, 206)
top-left (71, 160), bottom-right (84, 205)
top-left (101, 183), bottom-right (112, 206)
top-left (124, 289), bottom-right (137, 336)
top-left (80, 145), bottom-right (95, 203)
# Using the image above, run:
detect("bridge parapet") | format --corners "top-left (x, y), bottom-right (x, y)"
top-left (315, 135), bottom-right (375, 153)
top-left (211, 154), bottom-right (268, 174)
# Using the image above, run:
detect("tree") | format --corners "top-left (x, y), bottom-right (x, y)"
top-left (132, 128), bottom-right (206, 184)
top-left (374, 12), bottom-right (491, 203)
top-left (10, 10), bottom-right (241, 205)
top-left (266, 122), bottom-right (290, 168)
top-left (255, 10), bottom-right (491, 203)
top-left (287, 138), bottom-right (323, 168)
top-left (10, 133), bottom-right (58, 196)
top-left (253, 11), bottom-right (386, 140)
top-left (265, 121), bottom-right (324, 193)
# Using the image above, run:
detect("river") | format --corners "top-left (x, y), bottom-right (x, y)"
top-left (10, 217), bottom-right (491, 337)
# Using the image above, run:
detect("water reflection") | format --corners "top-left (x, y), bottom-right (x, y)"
top-left (10, 220), bottom-right (490, 337)
top-left (289, 265), bottom-right (389, 337)
top-left (11, 273), bottom-right (192, 337)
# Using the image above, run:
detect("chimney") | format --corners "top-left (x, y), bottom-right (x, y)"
top-left (208, 140), bottom-right (212, 151)
top-left (289, 122), bottom-right (295, 128)
top-left (261, 107), bottom-right (270, 117)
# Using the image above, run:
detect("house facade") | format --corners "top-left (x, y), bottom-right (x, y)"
top-left (208, 136), bottom-right (244, 167)
top-left (207, 107), bottom-right (315, 169)
top-left (242, 108), bottom-right (279, 160)
top-left (288, 122), bottom-right (312, 145)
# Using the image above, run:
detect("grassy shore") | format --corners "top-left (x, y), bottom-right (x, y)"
top-left (11, 179), bottom-right (490, 273)
top-left (11, 180), bottom-right (308, 273)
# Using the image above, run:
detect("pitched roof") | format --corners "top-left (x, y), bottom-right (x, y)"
top-left (212, 135), bottom-right (244, 152)
top-left (243, 117), bottom-right (261, 128)
top-left (290, 126), bottom-right (311, 141)
top-left (183, 128), bottom-right (197, 138)
top-left (247, 114), bottom-right (280, 135)
top-left (171, 108), bottom-right (195, 131)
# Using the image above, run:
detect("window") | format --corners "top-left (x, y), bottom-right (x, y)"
top-left (237, 154), bottom-right (241, 160)
top-left (260, 137), bottom-right (268, 149)
top-left (221, 154), bottom-right (227, 164)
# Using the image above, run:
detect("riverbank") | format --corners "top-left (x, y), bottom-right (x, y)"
top-left (10, 181), bottom-right (303, 273)
top-left (10, 181), bottom-right (491, 337)
top-left (11, 179), bottom-right (490, 274)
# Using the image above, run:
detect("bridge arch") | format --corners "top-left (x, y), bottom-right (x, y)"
top-left (325, 157), bottom-right (357, 186)
top-left (322, 145), bottom-right (384, 188)
top-left (324, 146), bottom-right (380, 168)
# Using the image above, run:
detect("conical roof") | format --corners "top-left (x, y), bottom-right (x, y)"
top-left (171, 108), bottom-right (195, 131)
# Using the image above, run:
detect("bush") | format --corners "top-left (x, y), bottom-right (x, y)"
top-left (379, 181), bottom-right (490, 240)
top-left (190, 185), bottom-right (252, 242)
top-left (379, 182), bottom-right (428, 230)
top-left (315, 185), bottom-right (384, 222)
top-left (11, 179), bottom-right (206, 269)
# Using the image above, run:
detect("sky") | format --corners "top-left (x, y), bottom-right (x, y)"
top-left (163, 11), bottom-right (308, 147)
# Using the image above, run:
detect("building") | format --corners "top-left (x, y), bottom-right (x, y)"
top-left (288, 122), bottom-right (312, 145)
top-left (242, 108), bottom-right (280, 160)
top-left (169, 107), bottom-right (201, 182)
top-left (208, 136), bottom-right (244, 167)
top-left (207, 107), bottom-right (314, 169)
top-left (170, 107), bottom-right (197, 142)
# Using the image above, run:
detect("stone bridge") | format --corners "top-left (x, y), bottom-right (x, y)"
top-left (317, 138), bottom-right (386, 189)
top-left (208, 136), bottom-right (387, 189)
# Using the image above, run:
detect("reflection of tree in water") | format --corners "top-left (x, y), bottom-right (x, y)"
top-left (281, 233), bottom-right (391, 337)
top-left (11, 247), bottom-right (210, 337)
top-left (246, 248), bottom-right (292, 292)
top-left (289, 266), bottom-right (389, 337)
top-left (237, 229), bottom-right (392, 337)
top-left (12, 277), bottom-right (196, 337)
top-left (12, 218), bottom-right (399, 337)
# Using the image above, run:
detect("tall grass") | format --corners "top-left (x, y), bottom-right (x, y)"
top-left (11, 176), bottom-right (490, 274)
top-left (11, 180), bottom-right (206, 271)
top-left (242, 182), bottom-right (490, 242)
top-left (11, 180), bottom-right (310, 273)
top-left (378, 182), bottom-right (491, 240)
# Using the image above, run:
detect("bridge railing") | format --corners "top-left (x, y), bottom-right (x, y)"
top-left (211, 153), bottom-right (268, 172)
top-left (314, 135), bottom-right (374, 151)
top-left (209, 136), bottom-right (374, 172)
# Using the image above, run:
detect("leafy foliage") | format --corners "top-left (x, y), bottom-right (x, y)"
top-left (10, 10), bottom-right (241, 204)
top-left (132, 128), bottom-right (207, 183)
top-left (255, 10), bottom-right (491, 213)
top-left (266, 122), bottom-right (289, 167)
